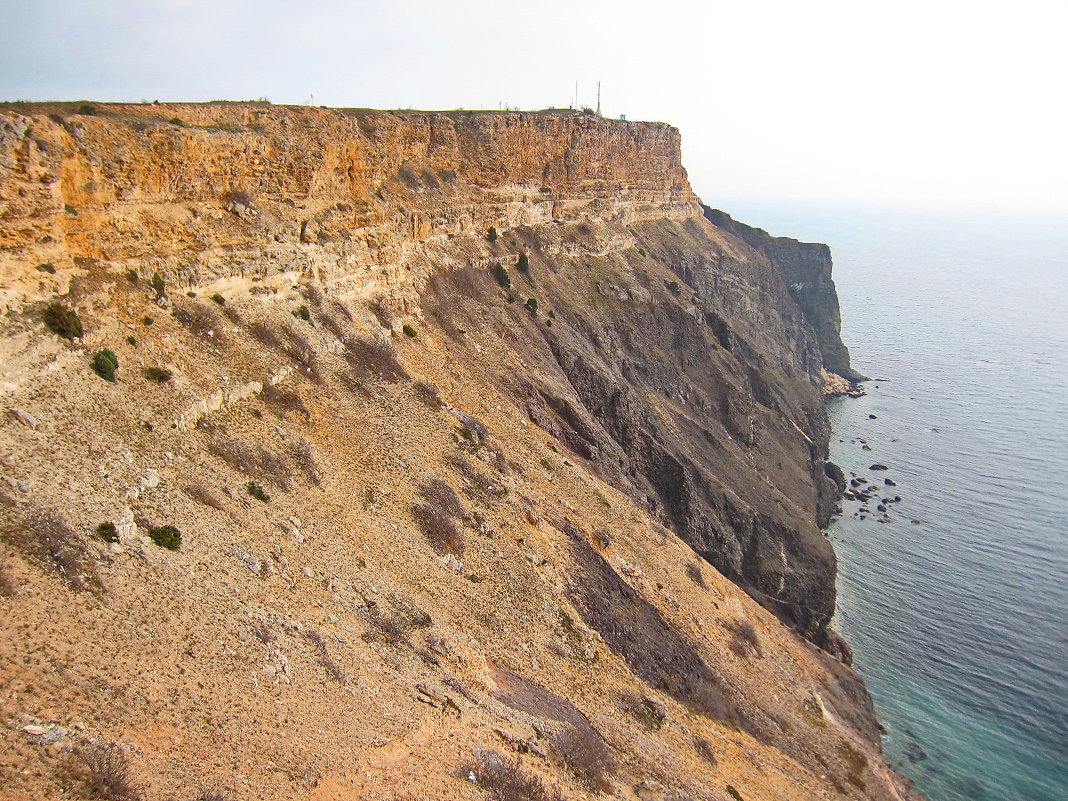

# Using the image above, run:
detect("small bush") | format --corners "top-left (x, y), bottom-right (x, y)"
top-left (209, 436), bottom-right (291, 490)
top-left (125, 269), bottom-right (138, 284)
top-left (419, 477), bottom-right (466, 519)
top-left (65, 203), bottom-right (78, 215)
top-left (552, 725), bottom-right (615, 792)
top-left (125, 336), bottom-right (136, 346)
top-left (726, 787), bottom-right (744, 801)
top-left (95, 522), bottom-right (119, 543)
top-left (493, 263), bottom-right (511, 288)
top-left (148, 525), bottom-right (181, 550)
top-left (210, 293), bottom-right (225, 305)
top-left (517, 252), bottom-right (529, 272)
top-left (261, 383), bottom-right (311, 421)
top-left (362, 607), bottom-right (412, 647)
top-left (304, 629), bottom-right (346, 684)
top-left (169, 117), bottom-right (184, 126)
top-left (412, 503), bottom-right (464, 556)
top-left (402, 323), bottom-right (417, 337)
top-left (142, 316), bottom-right (154, 326)
top-left (91, 349), bottom-right (119, 382)
top-left (77, 104), bottom-right (97, 115)
top-left (43, 301), bottom-right (84, 340)
top-left (727, 619), bottom-right (762, 658)
top-left (0, 562), bottom-right (19, 597)
top-left (150, 273), bottom-right (165, 297)
top-left (74, 741), bottom-right (140, 800)
top-left (685, 560), bottom-right (707, 588)
top-left (525, 297), bottom-right (539, 314)
top-left (183, 482), bottom-right (227, 512)
top-left (144, 367), bottom-right (172, 383)
top-left (413, 380), bottom-right (443, 409)
top-left (486, 227), bottom-right (498, 242)
top-left (292, 304), bottom-right (311, 321)
top-left (694, 737), bottom-right (717, 766)
top-left (464, 752), bottom-right (565, 801)
top-left (36, 262), bottom-right (56, 274)
top-left (247, 482), bottom-right (270, 502)
top-left (665, 279), bottom-right (681, 294)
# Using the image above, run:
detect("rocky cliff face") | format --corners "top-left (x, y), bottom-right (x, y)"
top-left (0, 102), bottom-right (917, 801)
top-left (702, 207), bottom-right (866, 383)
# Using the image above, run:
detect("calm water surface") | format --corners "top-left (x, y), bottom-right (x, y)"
top-left (720, 200), bottom-right (1068, 801)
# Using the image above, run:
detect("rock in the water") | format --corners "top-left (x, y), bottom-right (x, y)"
top-left (884, 478), bottom-right (896, 486)
top-left (869, 464), bottom-right (889, 471)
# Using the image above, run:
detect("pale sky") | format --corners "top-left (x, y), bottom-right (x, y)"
top-left (3, 0), bottom-right (1066, 215)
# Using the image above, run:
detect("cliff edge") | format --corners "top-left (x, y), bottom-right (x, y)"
top-left (0, 102), bottom-right (916, 801)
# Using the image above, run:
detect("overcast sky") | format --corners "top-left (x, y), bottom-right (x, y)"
top-left (3, 0), bottom-right (1066, 215)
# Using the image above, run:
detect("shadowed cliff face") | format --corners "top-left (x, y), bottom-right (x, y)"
top-left (703, 206), bottom-right (866, 383)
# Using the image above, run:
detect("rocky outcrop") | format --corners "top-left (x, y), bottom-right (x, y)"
top-left (703, 206), bottom-right (866, 382)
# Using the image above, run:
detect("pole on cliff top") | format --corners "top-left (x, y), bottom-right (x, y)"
top-left (596, 81), bottom-right (601, 116)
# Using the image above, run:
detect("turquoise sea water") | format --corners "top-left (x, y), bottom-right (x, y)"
top-left (718, 201), bottom-right (1068, 801)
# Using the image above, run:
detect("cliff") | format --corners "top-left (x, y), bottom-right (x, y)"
top-left (0, 102), bottom-right (916, 801)
top-left (702, 207), bottom-right (866, 383)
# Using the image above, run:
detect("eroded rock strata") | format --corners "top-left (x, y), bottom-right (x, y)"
top-left (0, 102), bottom-right (916, 801)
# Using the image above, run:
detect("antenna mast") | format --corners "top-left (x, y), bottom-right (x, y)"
top-left (596, 81), bottom-right (601, 116)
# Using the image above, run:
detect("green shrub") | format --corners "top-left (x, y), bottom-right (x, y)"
top-left (35, 263), bottom-right (56, 274)
top-left (247, 482), bottom-right (270, 502)
top-left (402, 323), bottom-right (417, 338)
top-left (210, 293), bottom-right (225, 305)
top-left (148, 525), bottom-right (181, 550)
top-left (292, 304), bottom-right (311, 321)
top-left (95, 522), bottom-right (119, 543)
top-left (90, 349), bottom-right (118, 382)
top-left (186, 291), bottom-right (197, 298)
top-left (486, 227), bottom-right (498, 242)
top-left (493, 263), bottom-right (511, 288)
top-left (64, 203), bottom-right (78, 215)
top-left (665, 279), bottom-right (681, 294)
top-left (525, 297), bottom-right (539, 314)
top-left (142, 316), bottom-right (154, 326)
top-left (42, 301), bottom-right (84, 340)
top-left (150, 273), bottom-right (165, 297)
top-left (169, 117), bottom-right (184, 126)
top-left (144, 366), bottom-right (172, 383)
top-left (126, 336), bottom-right (136, 346)
top-left (77, 104), bottom-right (97, 115)
top-left (125, 269), bottom-right (138, 283)
top-left (517, 252), bottom-right (529, 272)
top-left (726, 786), bottom-right (744, 801)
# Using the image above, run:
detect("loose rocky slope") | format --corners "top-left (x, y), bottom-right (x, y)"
top-left (0, 102), bottom-right (910, 801)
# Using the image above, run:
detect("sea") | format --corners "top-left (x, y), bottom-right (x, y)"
top-left (719, 199), bottom-right (1068, 801)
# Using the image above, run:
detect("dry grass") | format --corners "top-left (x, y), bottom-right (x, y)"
top-left (464, 752), bottom-right (566, 801)
top-left (0, 560), bottom-right (18, 597)
top-left (552, 724), bottom-right (616, 792)
top-left (361, 607), bottom-right (413, 647)
top-left (172, 299), bottom-right (224, 340)
top-left (261, 383), bottom-right (310, 421)
top-left (685, 560), bottom-right (707, 588)
top-left (694, 736), bottom-right (717, 767)
top-left (412, 503), bottom-right (464, 556)
top-left (418, 477), bottom-right (466, 519)
top-left (5, 510), bottom-right (100, 592)
top-left (727, 619), bottom-right (762, 658)
top-left (413, 380), bottom-right (443, 409)
top-left (209, 436), bottom-right (291, 490)
top-left (73, 742), bottom-right (140, 800)
top-left (342, 337), bottom-right (409, 384)
top-left (286, 434), bottom-right (321, 486)
top-left (182, 482), bottom-right (228, 512)
top-left (304, 629), bottom-right (346, 684)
